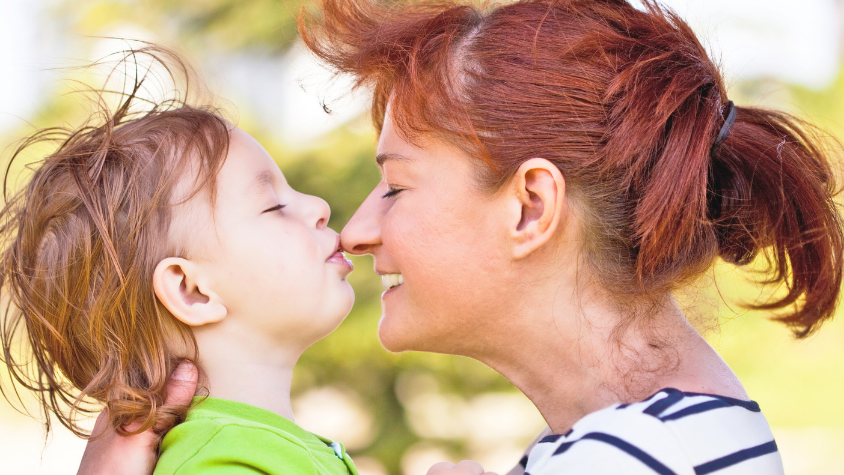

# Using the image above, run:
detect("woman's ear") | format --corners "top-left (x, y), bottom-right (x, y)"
top-left (506, 158), bottom-right (567, 259)
top-left (153, 257), bottom-right (227, 326)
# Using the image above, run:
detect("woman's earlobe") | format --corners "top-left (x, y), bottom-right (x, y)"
top-left (509, 158), bottom-right (566, 259)
top-left (153, 257), bottom-right (227, 326)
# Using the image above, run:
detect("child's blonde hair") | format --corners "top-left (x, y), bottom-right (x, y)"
top-left (0, 46), bottom-right (229, 437)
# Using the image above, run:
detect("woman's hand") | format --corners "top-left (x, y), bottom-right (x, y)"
top-left (76, 361), bottom-right (199, 475)
top-left (427, 460), bottom-right (498, 475)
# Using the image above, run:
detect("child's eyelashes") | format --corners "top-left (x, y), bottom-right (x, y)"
top-left (382, 186), bottom-right (405, 199)
top-left (262, 204), bottom-right (287, 214)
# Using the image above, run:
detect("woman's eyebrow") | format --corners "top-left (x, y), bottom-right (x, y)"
top-left (375, 153), bottom-right (413, 166)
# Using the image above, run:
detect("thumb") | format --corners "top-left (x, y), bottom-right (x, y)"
top-left (165, 360), bottom-right (198, 406)
top-left (76, 361), bottom-right (199, 475)
top-left (116, 359), bottom-right (198, 435)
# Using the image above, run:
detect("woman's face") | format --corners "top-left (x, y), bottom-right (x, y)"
top-left (341, 113), bottom-right (514, 354)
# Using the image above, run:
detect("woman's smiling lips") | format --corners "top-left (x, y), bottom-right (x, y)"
top-left (377, 271), bottom-right (404, 291)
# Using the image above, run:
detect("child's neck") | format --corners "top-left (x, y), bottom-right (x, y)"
top-left (200, 359), bottom-right (296, 420)
top-left (191, 324), bottom-right (303, 421)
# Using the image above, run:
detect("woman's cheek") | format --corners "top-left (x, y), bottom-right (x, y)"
top-left (403, 219), bottom-right (469, 311)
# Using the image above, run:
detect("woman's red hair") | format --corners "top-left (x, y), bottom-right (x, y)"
top-left (301, 0), bottom-right (844, 337)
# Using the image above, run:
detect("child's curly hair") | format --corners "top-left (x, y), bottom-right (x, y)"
top-left (0, 46), bottom-right (230, 437)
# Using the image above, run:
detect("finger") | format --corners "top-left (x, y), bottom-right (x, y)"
top-left (121, 415), bottom-right (149, 434)
top-left (123, 360), bottom-right (197, 434)
top-left (427, 462), bottom-right (456, 475)
top-left (77, 362), bottom-right (198, 475)
top-left (78, 409), bottom-right (158, 475)
top-left (455, 460), bottom-right (485, 475)
top-left (165, 360), bottom-right (198, 406)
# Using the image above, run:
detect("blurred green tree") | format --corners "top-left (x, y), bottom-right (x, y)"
top-left (60, 0), bottom-right (306, 52)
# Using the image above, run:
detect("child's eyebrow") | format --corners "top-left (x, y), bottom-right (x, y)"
top-left (247, 170), bottom-right (275, 195)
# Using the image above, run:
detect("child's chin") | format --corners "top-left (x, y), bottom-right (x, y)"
top-left (319, 293), bottom-right (355, 335)
top-left (337, 284), bottom-right (356, 314)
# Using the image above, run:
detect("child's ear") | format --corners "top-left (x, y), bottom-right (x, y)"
top-left (505, 158), bottom-right (567, 260)
top-left (153, 257), bottom-right (227, 326)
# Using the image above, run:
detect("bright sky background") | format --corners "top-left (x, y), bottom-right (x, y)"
top-left (650, 0), bottom-right (841, 88)
top-left (0, 0), bottom-right (53, 132)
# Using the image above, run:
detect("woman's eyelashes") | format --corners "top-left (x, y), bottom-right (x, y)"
top-left (382, 186), bottom-right (404, 199)
top-left (262, 204), bottom-right (287, 214)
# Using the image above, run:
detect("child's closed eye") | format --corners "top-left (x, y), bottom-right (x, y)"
top-left (262, 204), bottom-right (287, 214)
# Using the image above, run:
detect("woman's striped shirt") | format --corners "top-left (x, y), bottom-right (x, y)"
top-left (524, 388), bottom-right (783, 475)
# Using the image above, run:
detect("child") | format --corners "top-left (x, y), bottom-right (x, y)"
top-left (0, 48), bottom-right (359, 474)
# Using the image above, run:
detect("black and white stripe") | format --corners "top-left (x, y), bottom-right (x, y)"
top-left (525, 389), bottom-right (783, 475)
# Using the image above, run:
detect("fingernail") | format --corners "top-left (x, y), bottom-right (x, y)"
top-left (172, 361), bottom-right (196, 381)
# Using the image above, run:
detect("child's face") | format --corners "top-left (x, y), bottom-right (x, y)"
top-left (182, 128), bottom-right (355, 350)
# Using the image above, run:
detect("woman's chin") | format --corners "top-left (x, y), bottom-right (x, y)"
top-left (376, 315), bottom-right (403, 352)
top-left (376, 312), bottom-right (419, 353)
top-left (376, 311), bottom-right (444, 354)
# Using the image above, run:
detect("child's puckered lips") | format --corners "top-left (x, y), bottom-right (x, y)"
top-left (326, 238), bottom-right (354, 273)
top-left (326, 250), bottom-right (354, 273)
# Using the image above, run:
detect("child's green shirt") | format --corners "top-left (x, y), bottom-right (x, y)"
top-left (155, 397), bottom-right (359, 475)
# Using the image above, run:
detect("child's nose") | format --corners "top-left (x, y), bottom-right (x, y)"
top-left (310, 195), bottom-right (331, 230)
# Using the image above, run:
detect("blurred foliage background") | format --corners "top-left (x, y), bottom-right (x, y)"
top-left (1, 1), bottom-right (844, 474)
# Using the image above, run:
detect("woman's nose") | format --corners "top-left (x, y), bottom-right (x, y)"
top-left (340, 185), bottom-right (384, 255)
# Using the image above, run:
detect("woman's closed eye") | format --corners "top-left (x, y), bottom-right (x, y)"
top-left (382, 186), bottom-right (405, 199)
top-left (262, 204), bottom-right (287, 214)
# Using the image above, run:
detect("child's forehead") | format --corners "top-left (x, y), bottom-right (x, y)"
top-left (218, 129), bottom-right (286, 193)
top-left (169, 130), bottom-right (279, 212)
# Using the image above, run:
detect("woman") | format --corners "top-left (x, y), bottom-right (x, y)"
top-left (79, 0), bottom-right (842, 473)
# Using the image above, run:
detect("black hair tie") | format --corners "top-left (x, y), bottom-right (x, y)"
top-left (711, 100), bottom-right (736, 157)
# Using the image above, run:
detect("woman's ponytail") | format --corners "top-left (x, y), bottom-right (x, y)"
top-left (708, 106), bottom-right (844, 336)
top-left (597, 1), bottom-right (843, 337)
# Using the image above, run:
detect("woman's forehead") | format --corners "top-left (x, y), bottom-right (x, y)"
top-left (377, 113), bottom-right (444, 162)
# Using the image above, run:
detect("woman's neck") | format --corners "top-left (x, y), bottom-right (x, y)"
top-left (191, 322), bottom-right (304, 421)
top-left (471, 284), bottom-right (746, 434)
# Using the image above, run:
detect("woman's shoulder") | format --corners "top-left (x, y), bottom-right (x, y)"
top-left (154, 397), bottom-right (356, 475)
top-left (525, 389), bottom-right (784, 475)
